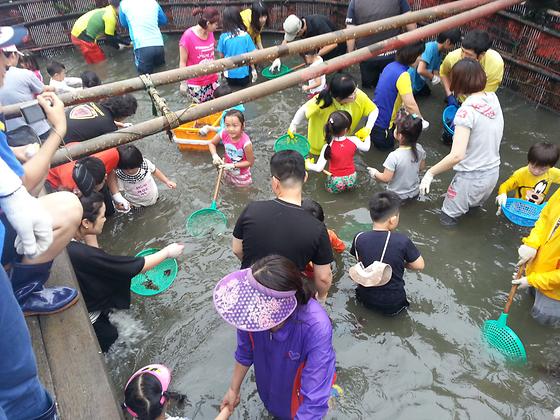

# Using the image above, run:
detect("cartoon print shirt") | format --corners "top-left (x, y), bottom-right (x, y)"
top-left (498, 165), bottom-right (560, 204)
top-left (220, 130), bottom-right (251, 177)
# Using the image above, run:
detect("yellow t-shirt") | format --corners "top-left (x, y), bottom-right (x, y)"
top-left (240, 9), bottom-right (262, 47)
top-left (498, 166), bottom-right (560, 204)
top-left (389, 71), bottom-right (413, 128)
top-left (440, 48), bottom-right (504, 99)
top-left (305, 89), bottom-right (376, 155)
top-left (71, 6), bottom-right (117, 40)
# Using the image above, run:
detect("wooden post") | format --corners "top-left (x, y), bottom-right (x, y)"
top-left (5, 0), bottom-right (500, 117)
top-left (50, 0), bottom-right (524, 166)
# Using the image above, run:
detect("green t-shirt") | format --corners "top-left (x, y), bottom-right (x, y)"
top-left (304, 88), bottom-right (376, 155)
top-left (71, 6), bottom-right (117, 40)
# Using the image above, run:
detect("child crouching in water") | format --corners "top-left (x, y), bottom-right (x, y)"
top-left (302, 49), bottom-right (326, 99)
top-left (368, 110), bottom-right (426, 200)
top-left (351, 191), bottom-right (424, 315)
top-left (123, 364), bottom-right (230, 420)
top-left (110, 145), bottom-right (176, 210)
top-left (496, 141), bottom-right (560, 207)
top-left (306, 110), bottom-right (370, 193)
top-left (208, 109), bottom-right (254, 187)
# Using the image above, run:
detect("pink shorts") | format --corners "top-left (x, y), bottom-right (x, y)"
top-left (225, 170), bottom-right (252, 187)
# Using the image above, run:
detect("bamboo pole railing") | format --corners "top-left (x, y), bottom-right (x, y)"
top-left (4, 0), bottom-right (500, 118)
top-left (50, 0), bottom-right (524, 167)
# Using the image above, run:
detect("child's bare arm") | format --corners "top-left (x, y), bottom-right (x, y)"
top-left (375, 168), bottom-right (394, 183)
top-left (406, 255), bottom-right (425, 271)
top-left (420, 159), bottom-right (426, 171)
top-left (230, 143), bottom-right (255, 169)
top-left (153, 167), bottom-right (176, 189)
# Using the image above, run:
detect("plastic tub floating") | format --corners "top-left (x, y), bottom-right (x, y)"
top-left (172, 111), bottom-right (222, 151)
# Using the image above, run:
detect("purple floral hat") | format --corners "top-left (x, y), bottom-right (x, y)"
top-left (213, 268), bottom-right (298, 332)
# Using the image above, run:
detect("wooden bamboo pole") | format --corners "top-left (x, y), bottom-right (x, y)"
top-left (4, 0), bottom-right (497, 118)
top-left (51, 0), bottom-right (524, 167)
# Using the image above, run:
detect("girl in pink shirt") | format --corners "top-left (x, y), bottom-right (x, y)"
top-left (208, 109), bottom-right (255, 187)
top-left (178, 7), bottom-right (220, 103)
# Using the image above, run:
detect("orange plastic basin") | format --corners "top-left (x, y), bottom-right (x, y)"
top-left (172, 111), bottom-right (222, 151)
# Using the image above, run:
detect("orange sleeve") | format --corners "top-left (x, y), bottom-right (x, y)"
top-left (328, 229), bottom-right (346, 253)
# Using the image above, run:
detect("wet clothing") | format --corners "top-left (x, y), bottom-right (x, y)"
top-left (328, 137), bottom-right (357, 177)
top-left (183, 82), bottom-right (218, 104)
top-left (233, 198), bottom-right (334, 270)
top-left (49, 77), bottom-right (82, 95)
top-left (351, 230), bottom-right (421, 314)
top-left (179, 27), bottom-right (218, 87)
top-left (218, 31), bottom-right (256, 80)
top-left (498, 166), bottom-right (560, 204)
top-left (440, 48), bottom-right (504, 101)
top-left (134, 45), bottom-right (166, 75)
top-left (326, 172), bottom-right (357, 194)
top-left (64, 102), bottom-right (118, 143)
top-left (116, 158), bottom-right (159, 207)
top-left (408, 41), bottom-right (441, 93)
top-left (71, 6), bottom-right (118, 41)
top-left (300, 15), bottom-right (346, 61)
top-left (235, 299), bottom-right (336, 419)
top-left (370, 124), bottom-right (396, 150)
top-left (531, 289), bottom-right (560, 327)
top-left (383, 144), bottom-right (426, 199)
top-left (0, 67), bottom-right (50, 136)
top-left (221, 130), bottom-right (252, 187)
top-left (71, 35), bottom-right (106, 64)
top-left (523, 188), bottom-right (560, 303)
top-left (304, 229), bottom-right (345, 279)
top-left (241, 9), bottom-right (263, 47)
top-left (374, 61), bottom-right (413, 130)
top-left (304, 89), bottom-right (376, 155)
top-left (0, 266), bottom-right (54, 420)
top-left (46, 144), bottom-right (120, 192)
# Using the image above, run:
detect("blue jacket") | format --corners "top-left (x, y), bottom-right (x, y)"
top-left (235, 299), bottom-right (336, 419)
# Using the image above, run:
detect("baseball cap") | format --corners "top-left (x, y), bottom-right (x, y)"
top-left (283, 15), bottom-right (302, 42)
top-left (2, 45), bottom-right (23, 56)
top-left (0, 26), bottom-right (28, 49)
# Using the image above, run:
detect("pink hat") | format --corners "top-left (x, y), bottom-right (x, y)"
top-left (124, 364), bottom-right (171, 418)
top-left (213, 268), bottom-right (298, 332)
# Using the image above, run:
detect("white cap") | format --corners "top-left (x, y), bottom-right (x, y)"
top-left (283, 15), bottom-right (302, 42)
top-left (2, 44), bottom-right (23, 55)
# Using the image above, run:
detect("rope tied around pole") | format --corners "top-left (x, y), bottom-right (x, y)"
top-left (139, 74), bottom-right (180, 142)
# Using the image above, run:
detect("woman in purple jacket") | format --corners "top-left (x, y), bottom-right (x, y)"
top-left (215, 255), bottom-right (336, 419)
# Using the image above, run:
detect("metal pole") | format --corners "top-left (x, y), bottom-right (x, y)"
top-left (51, 0), bottom-right (524, 167)
top-left (4, 0), bottom-right (497, 118)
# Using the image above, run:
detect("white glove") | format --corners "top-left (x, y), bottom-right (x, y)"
top-left (121, 122), bottom-right (133, 128)
top-left (431, 75), bottom-right (441, 85)
top-left (419, 171), bottom-right (434, 195)
top-left (118, 43), bottom-right (128, 50)
top-left (251, 69), bottom-right (258, 83)
top-left (496, 193), bottom-right (508, 207)
top-left (553, 406), bottom-right (560, 420)
top-left (220, 163), bottom-right (236, 171)
top-left (199, 125), bottom-right (212, 136)
top-left (270, 58), bottom-right (281, 72)
top-left (517, 244), bottom-right (537, 266)
top-left (112, 192), bottom-right (131, 213)
top-left (164, 242), bottom-right (185, 258)
top-left (421, 119), bottom-right (430, 131)
top-left (367, 167), bottom-right (380, 180)
top-left (511, 276), bottom-right (530, 289)
top-left (0, 187), bottom-right (53, 258)
top-left (212, 154), bottom-right (224, 167)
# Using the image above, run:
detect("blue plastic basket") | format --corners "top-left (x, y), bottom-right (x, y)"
top-left (501, 198), bottom-right (545, 227)
top-left (442, 105), bottom-right (459, 136)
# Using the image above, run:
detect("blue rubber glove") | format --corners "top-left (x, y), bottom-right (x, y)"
top-left (446, 95), bottom-right (459, 107)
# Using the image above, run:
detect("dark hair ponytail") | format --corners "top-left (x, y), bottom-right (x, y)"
top-left (252, 255), bottom-right (315, 305)
top-left (192, 7), bottom-right (220, 29)
top-left (323, 110), bottom-right (352, 160)
top-left (316, 73), bottom-right (356, 109)
top-left (222, 6), bottom-right (245, 35)
top-left (395, 112), bottom-right (422, 162)
top-left (124, 374), bottom-right (165, 420)
top-left (79, 192), bottom-right (105, 223)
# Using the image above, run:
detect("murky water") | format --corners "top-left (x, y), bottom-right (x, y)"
top-left (51, 35), bottom-right (559, 418)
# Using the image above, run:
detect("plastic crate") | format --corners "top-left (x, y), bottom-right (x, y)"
top-left (172, 111), bottom-right (222, 151)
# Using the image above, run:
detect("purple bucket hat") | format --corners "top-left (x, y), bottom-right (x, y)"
top-left (213, 268), bottom-right (298, 332)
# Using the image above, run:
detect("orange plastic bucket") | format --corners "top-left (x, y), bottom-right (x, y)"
top-left (172, 111), bottom-right (222, 151)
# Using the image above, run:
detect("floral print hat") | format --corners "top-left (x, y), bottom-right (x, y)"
top-left (213, 268), bottom-right (298, 332)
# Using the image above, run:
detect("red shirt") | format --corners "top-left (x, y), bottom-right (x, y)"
top-left (47, 143), bottom-right (120, 191)
top-left (328, 138), bottom-right (357, 177)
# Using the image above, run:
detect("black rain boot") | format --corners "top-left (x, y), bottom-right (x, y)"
top-left (10, 261), bottom-right (79, 316)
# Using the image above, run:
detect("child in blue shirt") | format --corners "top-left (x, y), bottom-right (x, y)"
top-left (217, 6), bottom-right (257, 88)
top-left (408, 28), bottom-right (461, 97)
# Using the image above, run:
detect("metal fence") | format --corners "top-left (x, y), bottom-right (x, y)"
top-left (0, 0), bottom-right (558, 111)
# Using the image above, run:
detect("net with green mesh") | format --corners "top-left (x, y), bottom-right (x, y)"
top-left (274, 133), bottom-right (310, 158)
top-left (261, 64), bottom-right (291, 79)
top-left (186, 205), bottom-right (227, 237)
top-left (131, 248), bottom-right (178, 296)
top-left (482, 313), bottom-right (527, 362)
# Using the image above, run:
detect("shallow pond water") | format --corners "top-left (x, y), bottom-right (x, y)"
top-left (51, 34), bottom-right (559, 419)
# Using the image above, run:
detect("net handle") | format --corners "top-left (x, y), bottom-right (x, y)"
top-left (504, 264), bottom-right (525, 314)
top-left (212, 167), bottom-right (225, 203)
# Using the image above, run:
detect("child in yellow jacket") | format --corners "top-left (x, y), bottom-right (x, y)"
top-left (496, 141), bottom-right (560, 207)
top-left (513, 187), bottom-right (560, 326)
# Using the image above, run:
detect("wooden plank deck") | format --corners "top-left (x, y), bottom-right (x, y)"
top-left (26, 251), bottom-right (123, 419)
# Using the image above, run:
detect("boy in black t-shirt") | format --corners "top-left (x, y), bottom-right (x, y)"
top-left (233, 150), bottom-right (334, 301)
top-left (350, 191), bottom-right (424, 315)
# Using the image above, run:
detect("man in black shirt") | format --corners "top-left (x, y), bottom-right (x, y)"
top-left (269, 14), bottom-right (346, 72)
top-left (233, 151), bottom-right (334, 301)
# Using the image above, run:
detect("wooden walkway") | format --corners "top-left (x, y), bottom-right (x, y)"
top-left (26, 251), bottom-right (123, 419)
